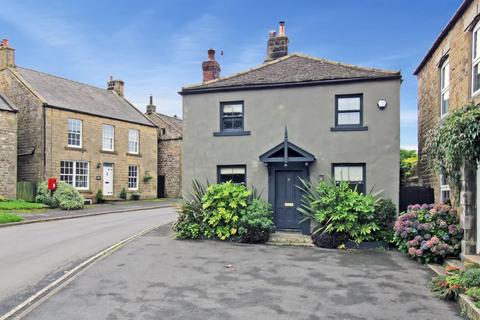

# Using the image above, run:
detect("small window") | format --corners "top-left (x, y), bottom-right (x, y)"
top-left (160, 128), bottom-right (166, 136)
top-left (102, 124), bottom-right (115, 151)
top-left (440, 59), bottom-right (450, 117)
top-left (221, 102), bottom-right (244, 132)
top-left (473, 22), bottom-right (480, 95)
top-left (60, 160), bottom-right (89, 190)
top-left (128, 129), bottom-right (139, 154)
top-left (335, 95), bottom-right (363, 127)
top-left (217, 165), bottom-right (246, 184)
top-left (128, 165), bottom-right (138, 190)
top-left (67, 119), bottom-right (82, 147)
top-left (333, 164), bottom-right (365, 194)
top-left (440, 174), bottom-right (451, 204)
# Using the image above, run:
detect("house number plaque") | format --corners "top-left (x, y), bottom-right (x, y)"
top-left (284, 202), bottom-right (294, 207)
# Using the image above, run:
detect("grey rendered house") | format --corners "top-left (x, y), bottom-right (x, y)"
top-left (180, 23), bottom-right (401, 234)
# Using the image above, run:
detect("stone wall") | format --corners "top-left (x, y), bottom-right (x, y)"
top-left (45, 108), bottom-right (158, 200)
top-left (0, 68), bottom-right (45, 183)
top-left (0, 110), bottom-right (16, 199)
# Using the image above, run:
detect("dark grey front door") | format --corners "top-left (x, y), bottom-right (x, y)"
top-left (274, 170), bottom-right (304, 230)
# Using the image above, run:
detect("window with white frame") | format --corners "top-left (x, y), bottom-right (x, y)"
top-left (333, 164), bottom-right (366, 194)
top-left (102, 124), bottom-right (115, 151)
top-left (440, 174), bottom-right (451, 204)
top-left (60, 161), bottom-right (89, 189)
top-left (440, 59), bottom-right (450, 116)
top-left (128, 129), bottom-right (139, 154)
top-left (128, 165), bottom-right (138, 189)
top-left (67, 119), bottom-right (82, 147)
top-left (473, 22), bottom-right (480, 95)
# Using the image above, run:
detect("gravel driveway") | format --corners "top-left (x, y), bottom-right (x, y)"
top-left (25, 224), bottom-right (464, 320)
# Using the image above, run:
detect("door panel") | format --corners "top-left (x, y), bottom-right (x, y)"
top-left (275, 170), bottom-right (303, 230)
top-left (103, 164), bottom-right (114, 196)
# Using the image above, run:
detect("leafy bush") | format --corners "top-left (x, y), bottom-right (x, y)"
top-left (96, 189), bottom-right (104, 204)
top-left (131, 191), bottom-right (141, 201)
top-left (460, 266), bottom-right (480, 288)
top-left (119, 188), bottom-right (127, 200)
top-left (372, 199), bottom-right (397, 242)
top-left (298, 178), bottom-right (379, 244)
top-left (36, 181), bottom-right (84, 210)
top-left (238, 199), bottom-right (274, 243)
top-left (173, 180), bottom-right (208, 240)
top-left (393, 204), bottom-right (462, 263)
top-left (429, 271), bottom-right (463, 301)
top-left (311, 231), bottom-right (348, 249)
top-left (466, 287), bottom-right (480, 303)
top-left (202, 182), bottom-right (250, 240)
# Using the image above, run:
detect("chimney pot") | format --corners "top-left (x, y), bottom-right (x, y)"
top-left (202, 48), bottom-right (221, 82)
top-left (107, 77), bottom-right (124, 97)
top-left (0, 38), bottom-right (15, 68)
top-left (279, 21), bottom-right (285, 36)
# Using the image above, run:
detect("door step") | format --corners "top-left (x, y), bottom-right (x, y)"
top-left (268, 232), bottom-right (313, 247)
top-left (464, 255), bottom-right (480, 267)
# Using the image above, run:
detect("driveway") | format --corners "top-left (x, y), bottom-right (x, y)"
top-left (0, 207), bottom-right (177, 315)
top-left (24, 225), bottom-right (464, 320)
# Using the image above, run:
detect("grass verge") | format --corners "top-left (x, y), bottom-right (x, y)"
top-left (0, 212), bottom-right (23, 224)
top-left (0, 200), bottom-right (44, 210)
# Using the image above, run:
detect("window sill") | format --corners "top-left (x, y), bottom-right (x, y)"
top-left (330, 126), bottom-right (368, 132)
top-left (100, 150), bottom-right (118, 155)
top-left (213, 131), bottom-right (251, 137)
top-left (77, 189), bottom-right (91, 193)
top-left (65, 146), bottom-right (86, 151)
top-left (126, 152), bottom-right (142, 157)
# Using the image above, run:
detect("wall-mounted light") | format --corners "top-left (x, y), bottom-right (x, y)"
top-left (96, 163), bottom-right (102, 169)
top-left (377, 99), bottom-right (387, 110)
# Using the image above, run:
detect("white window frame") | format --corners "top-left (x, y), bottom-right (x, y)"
top-left (67, 119), bottom-right (82, 148)
top-left (128, 165), bottom-right (139, 190)
top-left (102, 124), bottom-right (115, 151)
top-left (440, 58), bottom-right (450, 117)
top-left (473, 21), bottom-right (480, 96)
top-left (128, 129), bottom-right (139, 154)
top-left (60, 160), bottom-right (89, 190)
top-left (440, 174), bottom-right (451, 203)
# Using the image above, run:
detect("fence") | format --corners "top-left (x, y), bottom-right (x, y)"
top-left (399, 186), bottom-right (434, 213)
top-left (17, 181), bottom-right (37, 202)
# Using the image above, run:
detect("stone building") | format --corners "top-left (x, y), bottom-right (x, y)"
top-left (0, 39), bottom-right (158, 201)
top-left (414, 0), bottom-right (480, 256)
top-left (145, 96), bottom-right (182, 198)
top-left (0, 92), bottom-right (17, 199)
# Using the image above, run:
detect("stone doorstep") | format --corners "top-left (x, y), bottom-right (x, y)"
top-left (465, 255), bottom-right (480, 268)
top-left (268, 231), bottom-right (314, 247)
top-left (427, 259), bottom-right (480, 320)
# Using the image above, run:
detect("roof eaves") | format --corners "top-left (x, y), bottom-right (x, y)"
top-left (0, 93), bottom-right (18, 112)
top-left (7, 67), bottom-right (48, 104)
top-left (414, 0), bottom-right (473, 75)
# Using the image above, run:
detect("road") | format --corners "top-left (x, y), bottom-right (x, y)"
top-left (0, 206), bottom-right (177, 315)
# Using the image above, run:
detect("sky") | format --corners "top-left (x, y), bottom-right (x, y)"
top-left (0, 0), bottom-right (463, 150)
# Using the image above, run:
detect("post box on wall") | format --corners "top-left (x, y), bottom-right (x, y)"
top-left (48, 178), bottom-right (57, 191)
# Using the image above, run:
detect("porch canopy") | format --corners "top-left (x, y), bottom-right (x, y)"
top-left (259, 127), bottom-right (316, 165)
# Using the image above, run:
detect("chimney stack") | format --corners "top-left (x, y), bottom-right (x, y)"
top-left (0, 39), bottom-right (15, 69)
top-left (202, 48), bottom-right (220, 82)
top-left (146, 95), bottom-right (156, 114)
top-left (107, 76), bottom-right (124, 97)
top-left (265, 21), bottom-right (289, 62)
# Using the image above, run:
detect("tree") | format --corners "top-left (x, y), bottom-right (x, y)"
top-left (400, 149), bottom-right (418, 186)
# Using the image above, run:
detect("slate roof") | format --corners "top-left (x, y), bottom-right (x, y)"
top-left (0, 92), bottom-right (17, 112)
top-left (181, 53), bottom-right (401, 94)
top-left (14, 67), bottom-right (155, 127)
top-left (149, 112), bottom-right (183, 136)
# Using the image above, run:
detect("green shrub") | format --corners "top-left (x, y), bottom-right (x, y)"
top-left (36, 181), bottom-right (84, 210)
top-left (466, 287), bottom-right (480, 302)
top-left (131, 191), bottom-right (141, 201)
top-left (202, 182), bottom-right (251, 240)
top-left (238, 199), bottom-right (274, 243)
top-left (120, 188), bottom-right (127, 200)
top-left (372, 199), bottom-right (397, 242)
top-left (461, 267), bottom-right (480, 288)
top-left (298, 178), bottom-right (379, 244)
top-left (429, 272), bottom-right (463, 301)
top-left (95, 189), bottom-right (104, 204)
top-left (173, 180), bottom-right (208, 239)
top-left (311, 230), bottom-right (348, 249)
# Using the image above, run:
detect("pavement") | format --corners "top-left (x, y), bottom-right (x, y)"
top-left (0, 206), bottom-right (178, 315)
top-left (24, 225), bottom-right (465, 320)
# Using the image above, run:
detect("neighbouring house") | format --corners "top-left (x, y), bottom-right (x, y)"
top-left (180, 22), bottom-right (401, 234)
top-left (414, 0), bottom-right (480, 256)
top-left (0, 39), bottom-right (158, 202)
top-left (0, 92), bottom-right (17, 199)
top-left (145, 96), bottom-right (183, 198)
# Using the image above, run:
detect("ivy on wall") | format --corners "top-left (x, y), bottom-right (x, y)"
top-left (426, 104), bottom-right (480, 203)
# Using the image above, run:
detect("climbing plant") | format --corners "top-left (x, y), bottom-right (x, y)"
top-left (426, 104), bottom-right (480, 202)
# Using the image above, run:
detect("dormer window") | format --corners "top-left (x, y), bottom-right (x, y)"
top-left (440, 58), bottom-right (450, 117)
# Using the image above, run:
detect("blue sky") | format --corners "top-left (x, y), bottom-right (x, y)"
top-left (0, 0), bottom-right (462, 149)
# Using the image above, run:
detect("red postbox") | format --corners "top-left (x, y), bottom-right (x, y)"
top-left (48, 178), bottom-right (57, 191)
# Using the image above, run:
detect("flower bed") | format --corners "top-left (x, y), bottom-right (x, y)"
top-left (394, 204), bottom-right (462, 263)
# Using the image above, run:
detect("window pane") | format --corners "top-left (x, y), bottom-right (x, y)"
top-left (223, 104), bottom-right (243, 116)
top-left (60, 161), bottom-right (74, 185)
top-left (334, 165), bottom-right (364, 182)
top-left (441, 91), bottom-right (449, 115)
top-left (338, 97), bottom-right (360, 111)
top-left (102, 125), bottom-right (114, 150)
top-left (338, 112), bottom-right (360, 125)
top-left (474, 64), bottom-right (480, 92)
top-left (475, 30), bottom-right (480, 60)
top-left (219, 166), bottom-right (246, 184)
top-left (68, 119), bottom-right (82, 147)
top-left (75, 162), bottom-right (89, 189)
top-left (128, 129), bottom-right (139, 153)
top-left (441, 61), bottom-right (449, 90)
top-left (128, 165), bottom-right (138, 189)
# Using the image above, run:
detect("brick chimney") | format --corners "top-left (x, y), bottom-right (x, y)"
top-left (0, 39), bottom-right (15, 69)
top-left (265, 21), bottom-right (289, 62)
top-left (107, 76), bottom-right (124, 97)
top-left (146, 95), bottom-right (156, 114)
top-left (202, 49), bottom-right (220, 82)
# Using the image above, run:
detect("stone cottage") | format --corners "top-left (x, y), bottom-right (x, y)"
top-left (414, 0), bottom-right (480, 257)
top-left (180, 22), bottom-right (401, 234)
top-left (145, 96), bottom-right (182, 198)
top-left (0, 91), bottom-right (17, 199)
top-left (0, 39), bottom-right (158, 202)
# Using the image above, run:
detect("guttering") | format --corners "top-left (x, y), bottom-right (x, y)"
top-left (179, 74), bottom-right (402, 95)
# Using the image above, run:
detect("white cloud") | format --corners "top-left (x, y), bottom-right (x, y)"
top-left (401, 144), bottom-right (418, 151)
